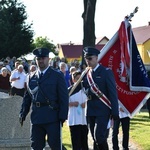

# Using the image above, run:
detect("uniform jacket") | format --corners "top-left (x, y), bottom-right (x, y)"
top-left (83, 65), bottom-right (119, 117)
top-left (20, 67), bottom-right (69, 124)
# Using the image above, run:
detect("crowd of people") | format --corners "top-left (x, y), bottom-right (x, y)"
top-left (0, 47), bottom-right (150, 150)
top-left (0, 55), bottom-right (82, 96)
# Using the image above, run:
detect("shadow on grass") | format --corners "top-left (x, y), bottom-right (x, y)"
top-left (131, 116), bottom-right (150, 122)
top-left (130, 113), bottom-right (150, 131)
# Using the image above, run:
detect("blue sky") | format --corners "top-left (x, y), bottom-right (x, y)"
top-left (22, 0), bottom-right (150, 44)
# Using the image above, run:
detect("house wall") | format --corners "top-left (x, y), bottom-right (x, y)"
top-left (137, 44), bottom-right (143, 59)
top-left (58, 49), bottom-right (64, 59)
top-left (137, 40), bottom-right (150, 70)
top-left (143, 40), bottom-right (150, 65)
top-left (67, 57), bottom-right (81, 63)
top-left (97, 39), bottom-right (108, 45)
top-left (137, 41), bottom-right (150, 65)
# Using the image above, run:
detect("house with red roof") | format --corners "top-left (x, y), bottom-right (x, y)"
top-left (57, 24), bottom-right (150, 68)
top-left (57, 36), bottom-right (109, 62)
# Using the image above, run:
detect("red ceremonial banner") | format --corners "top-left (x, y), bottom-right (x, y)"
top-left (98, 20), bottom-right (150, 118)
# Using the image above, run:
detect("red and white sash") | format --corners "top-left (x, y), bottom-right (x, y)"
top-left (87, 69), bottom-right (111, 109)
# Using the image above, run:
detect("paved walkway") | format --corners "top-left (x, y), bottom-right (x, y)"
top-left (45, 127), bottom-right (140, 150)
top-left (88, 128), bottom-right (139, 150)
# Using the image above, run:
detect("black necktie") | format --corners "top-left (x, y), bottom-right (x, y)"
top-left (40, 72), bottom-right (43, 79)
top-left (92, 70), bottom-right (95, 75)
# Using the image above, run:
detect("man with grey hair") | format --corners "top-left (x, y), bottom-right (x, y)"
top-left (9, 64), bottom-right (27, 97)
top-left (29, 65), bottom-right (37, 74)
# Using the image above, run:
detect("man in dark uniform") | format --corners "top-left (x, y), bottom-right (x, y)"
top-left (19, 48), bottom-right (69, 150)
top-left (83, 47), bottom-right (119, 150)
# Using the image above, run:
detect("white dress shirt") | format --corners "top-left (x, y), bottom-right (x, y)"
top-left (10, 70), bottom-right (27, 89)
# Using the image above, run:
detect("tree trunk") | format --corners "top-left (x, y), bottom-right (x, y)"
top-left (81, 0), bottom-right (97, 67)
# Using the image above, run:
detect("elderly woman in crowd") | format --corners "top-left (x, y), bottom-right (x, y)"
top-left (59, 62), bottom-right (71, 87)
top-left (0, 67), bottom-right (11, 94)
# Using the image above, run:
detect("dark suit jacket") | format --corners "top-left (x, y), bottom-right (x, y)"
top-left (20, 67), bottom-right (69, 124)
top-left (83, 65), bottom-right (119, 117)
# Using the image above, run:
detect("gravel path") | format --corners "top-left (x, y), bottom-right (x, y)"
top-left (45, 128), bottom-right (140, 150)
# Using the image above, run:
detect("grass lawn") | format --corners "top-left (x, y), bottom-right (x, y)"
top-left (62, 112), bottom-right (150, 150)
top-left (130, 111), bottom-right (150, 150)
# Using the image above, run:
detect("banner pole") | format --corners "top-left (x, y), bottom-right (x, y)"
top-left (125, 7), bottom-right (138, 21)
top-left (98, 7), bottom-right (139, 62)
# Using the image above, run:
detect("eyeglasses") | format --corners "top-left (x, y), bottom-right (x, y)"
top-left (36, 57), bottom-right (46, 61)
top-left (85, 56), bottom-right (95, 61)
top-left (2, 70), bottom-right (7, 72)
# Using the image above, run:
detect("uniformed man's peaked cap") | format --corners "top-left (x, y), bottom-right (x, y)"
top-left (33, 48), bottom-right (50, 57)
top-left (83, 46), bottom-right (100, 57)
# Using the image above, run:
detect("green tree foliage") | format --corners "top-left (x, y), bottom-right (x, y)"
top-left (0, 0), bottom-right (34, 59)
top-left (32, 36), bottom-right (56, 54)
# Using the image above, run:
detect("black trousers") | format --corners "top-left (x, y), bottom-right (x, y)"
top-left (112, 117), bottom-right (130, 150)
top-left (10, 87), bottom-right (25, 97)
top-left (69, 125), bottom-right (89, 150)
